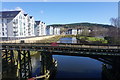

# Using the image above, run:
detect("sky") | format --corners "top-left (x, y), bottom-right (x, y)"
top-left (1, 0), bottom-right (120, 2)
top-left (1, 2), bottom-right (119, 25)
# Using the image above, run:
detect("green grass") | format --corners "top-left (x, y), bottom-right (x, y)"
top-left (78, 36), bottom-right (108, 44)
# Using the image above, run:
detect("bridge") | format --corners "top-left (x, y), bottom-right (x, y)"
top-left (2, 43), bottom-right (120, 56)
top-left (1, 43), bottom-right (120, 80)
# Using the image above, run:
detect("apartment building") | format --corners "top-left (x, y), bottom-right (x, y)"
top-left (46, 26), bottom-right (54, 35)
top-left (46, 26), bottom-right (61, 35)
top-left (0, 10), bottom-right (35, 40)
top-left (34, 21), bottom-right (46, 36)
top-left (0, 11), bottom-right (25, 39)
top-left (28, 16), bottom-right (35, 36)
top-left (24, 14), bottom-right (29, 37)
top-left (53, 27), bottom-right (60, 35)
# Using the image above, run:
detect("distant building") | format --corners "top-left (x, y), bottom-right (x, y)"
top-left (46, 26), bottom-right (54, 35)
top-left (77, 29), bottom-right (83, 34)
top-left (53, 27), bottom-right (60, 35)
top-left (46, 26), bottom-right (61, 35)
top-left (67, 29), bottom-right (77, 35)
top-left (34, 21), bottom-right (46, 36)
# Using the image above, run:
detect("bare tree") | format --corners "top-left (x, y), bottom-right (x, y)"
top-left (108, 17), bottom-right (120, 44)
top-left (110, 17), bottom-right (120, 28)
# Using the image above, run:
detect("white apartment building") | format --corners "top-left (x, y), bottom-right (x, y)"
top-left (46, 26), bottom-right (54, 35)
top-left (0, 10), bottom-right (35, 40)
top-left (34, 21), bottom-right (46, 36)
top-left (24, 14), bottom-right (29, 37)
top-left (67, 29), bottom-right (77, 35)
top-left (46, 26), bottom-right (61, 35)
top-left (53, 27), bottom-right (60, 35)
top-left (0, 11), bottom-right (25, 38)
top-left (28, 16), bottom-right (35, 36)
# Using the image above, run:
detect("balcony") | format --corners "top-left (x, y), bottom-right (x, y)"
top-left (13, 29), bottom-right (18, 33)
top-left (13, 21), bottom-right (18, 24)
top-left (13, 26), bottom-right (18, 28)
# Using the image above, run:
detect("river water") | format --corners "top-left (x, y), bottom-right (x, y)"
top-left (31, 37), bottom-right (104, 80)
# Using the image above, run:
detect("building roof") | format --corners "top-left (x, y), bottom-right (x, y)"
top-left (24, 14), bottom-right (28, 16)
top-left (35, 21), bottom-right (41, 25)
top-left (30, 16), bottom-right (33, 19)
top-left (0, 11), bottom-right (21, 18)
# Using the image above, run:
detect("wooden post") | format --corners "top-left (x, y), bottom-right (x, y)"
top-left (17, 50), bottom-right (22, 79)
top-left (17, 50), bottom-right (32, 79)
top-left (40, 52), bottom-right (53, 78)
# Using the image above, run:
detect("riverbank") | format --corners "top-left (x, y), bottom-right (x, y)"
top-left (1, 35), bottom-right (56, 43)
top-left (35, 35), bottom-right (76, 43)
top-left (76, 35), bottom-right (108, 44)
top-left (1, 35), bottom-right (76, 43)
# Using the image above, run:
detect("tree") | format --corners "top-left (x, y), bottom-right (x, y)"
top-left (108, 17), bottom-right (120, 44)
top-left (110, 17), bottom-right (120, 28)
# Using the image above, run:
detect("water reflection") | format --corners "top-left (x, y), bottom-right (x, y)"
top-left (30, 37), bottom-right (120, 80)
top-left (57, 37), bottom-right (77, 43)
top-left (31, 53), bottom-right (41, 77)
top-left (53, 55), bottom-right (102, 79)
top-left (31, 53), bottom-right (103, 79)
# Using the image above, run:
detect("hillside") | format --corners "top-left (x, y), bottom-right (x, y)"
top-left (47, 22), bottom-right (114, 28)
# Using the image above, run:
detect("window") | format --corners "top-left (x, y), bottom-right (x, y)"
top-left (0, 14), bottom-right (2, 17)
top-left (2, 28), bottom-right (4, 31)
top-left (2, 32), bottom-right (4, 36)
top-left (7, 19), bottom-right (12, 23)
top-left (7, 14), bottom-right (9, 16)
top-left (2, 23), bottom-right (4, 27)
top-left (10, 14), bottom-right (13, 16)
top-left (2, 19), bottom-right (3, 22)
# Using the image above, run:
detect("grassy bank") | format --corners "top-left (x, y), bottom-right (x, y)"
top-left (77, 36), bottom-right (108, 44)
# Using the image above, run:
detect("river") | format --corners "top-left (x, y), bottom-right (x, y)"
top-left (31, 37), bottom-right (104, 80)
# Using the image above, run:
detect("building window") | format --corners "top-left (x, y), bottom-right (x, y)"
top-left (2, 28), bottom-right (4, 31)
top-left (2, 19), bottom-right (3, 22)
top-left (0, 14), bottom-right (2, 17)
top-left (7, 14), bottom-right (9, 16)
top-left (2, 23), bottom-right (4, 27)
top-left (2, 32), bottom-right (4, 36)
top-left (7, 19), bottom-right (12, 23)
